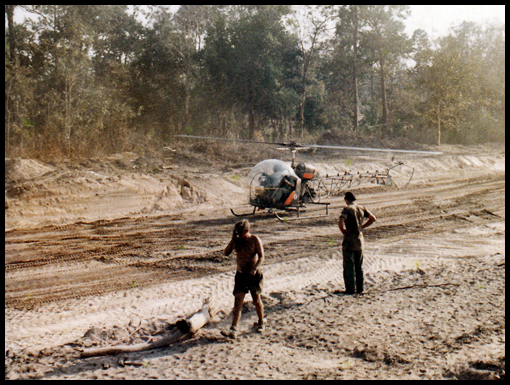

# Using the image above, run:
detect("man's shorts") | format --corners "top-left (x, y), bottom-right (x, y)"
top-left (233, 270), bottom-right (264, 296)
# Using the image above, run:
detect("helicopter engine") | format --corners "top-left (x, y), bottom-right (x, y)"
top-left (295, 162), bottom-right (318, 203)
top-left (294, 162), bottom-right (318, 180)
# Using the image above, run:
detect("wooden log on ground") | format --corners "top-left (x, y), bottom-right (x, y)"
top-left (80, 301), bottom-right (213, 358)
top-left (176, 301), bottom-right (212, 334)
top-left (80, 330), bottom-right (189, 358)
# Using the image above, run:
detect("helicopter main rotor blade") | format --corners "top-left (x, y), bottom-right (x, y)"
top-left (174, 134), bottom-right (288, 147)
top-left (174, 134), bottom-right (442, 155)
top-left (303, 144), bottom-right (442, 155)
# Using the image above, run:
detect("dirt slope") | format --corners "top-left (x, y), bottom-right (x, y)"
top-left (4, 140), bottom-right (505, 380)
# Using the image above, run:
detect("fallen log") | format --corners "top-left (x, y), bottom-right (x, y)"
top-left (80, 301), bottom-right (213, 358)
top-left (176, 301), bottom-right (212, 334)
top-left (80, 330), bottom-right (190, 358)
top-left (387, 282), bottom-right (461, 292)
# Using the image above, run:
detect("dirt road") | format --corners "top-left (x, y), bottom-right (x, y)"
top-left (4, 142), bottom-right (505, 379)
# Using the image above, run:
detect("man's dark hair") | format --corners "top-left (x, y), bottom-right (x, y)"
top-left (344, 191), bottom-right (356, 202)
top-left (234, 220), bottom-right (250, 237)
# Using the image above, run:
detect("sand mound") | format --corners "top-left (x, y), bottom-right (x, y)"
top-left (5, 158), bottom-right (55, 182)
top-left (4, 151), bottom-right (241, 229)
top-left (5, 142), bottom-right (505, 230)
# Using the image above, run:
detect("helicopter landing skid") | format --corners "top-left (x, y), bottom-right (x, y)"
top-left (230, 207), bottom-right (257, 217)
top-left (274, 202), bottom-right (330, 222)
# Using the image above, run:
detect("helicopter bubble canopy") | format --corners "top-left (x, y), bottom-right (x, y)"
top-left (248, 159), bottom-right (298, 189)
top-left (247, 159), bottom-right (301, 208)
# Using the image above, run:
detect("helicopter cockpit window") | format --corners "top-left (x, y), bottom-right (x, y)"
top-left (248, 159), bottom-right (299, 207)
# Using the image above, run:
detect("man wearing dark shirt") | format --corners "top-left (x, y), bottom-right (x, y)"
top-left (338, 192), bottom-right (376, 294)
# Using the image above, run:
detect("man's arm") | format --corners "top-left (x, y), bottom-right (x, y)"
top-left (338, 216), bottom-right (348, 235)
top-left (250, 236), bottom-right (265, 275)
top-left (224, 239), bottom-right (235, 256)
top-left (361, 212), bottom-right (377, 230)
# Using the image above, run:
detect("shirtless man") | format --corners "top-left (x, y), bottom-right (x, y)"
top-left (222, 220), bottom-right (265, 338)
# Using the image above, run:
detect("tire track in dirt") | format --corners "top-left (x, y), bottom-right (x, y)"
top-left (4, 169), bottom-right (505, 354)
top-left (5, 252), bottom-right (418, 353)
top-left (5, 235), bottom-right (503, 354)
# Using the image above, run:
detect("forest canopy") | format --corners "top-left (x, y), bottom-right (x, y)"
top-left (5, 5), bottom-right (505, 160)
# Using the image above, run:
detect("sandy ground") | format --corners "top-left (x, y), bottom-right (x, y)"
top-left (4, 140), bottom-right (505, 380)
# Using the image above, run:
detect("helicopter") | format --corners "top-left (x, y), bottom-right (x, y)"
top-left (175, 134), bottom-right (442, 220)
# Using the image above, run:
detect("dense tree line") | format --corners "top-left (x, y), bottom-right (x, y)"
top-left (5, 5), bottom-right (505, 159)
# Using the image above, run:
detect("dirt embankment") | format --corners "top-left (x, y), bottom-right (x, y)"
top-left (4, 141), bottom-right (505, 380)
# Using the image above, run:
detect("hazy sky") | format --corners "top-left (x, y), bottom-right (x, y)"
top-left (406, 5), bottom-right (505, 38)
top-left (13, 5), bottom-right (506, 39)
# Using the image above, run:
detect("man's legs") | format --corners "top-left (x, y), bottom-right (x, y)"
top-left (354, 250), bottom-right (364, 294)
top-left (252, 293), bottom-right (264, 321)
top-left (226, 272), bottom-right (265, 337)
top-left (252, 292), bottom-right (265, 332)
top-left (231, 292), bottom-right (245, 330)
top-left (342, 248), bottom-right (356, 294)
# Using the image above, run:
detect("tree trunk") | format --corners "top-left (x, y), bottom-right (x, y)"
top-left (248, 110), bottom-right (256, 139)
top-left (299, 93), bottom-right (306, 134)
top-left (80, 302), bottom-right (213, 358)
top-left (352, 6), bottom-right (359, 132)
top-left (6, 5), bottom-right (17, 67)
top-left (65, 73), bottom-right (73, 159)
top-left (176, 301), bottom-right (212, 333)
top-left (80, 330), bottom-right (190, 358)
top-left (437, 102), bottom-right (441, 146)
top-left (299, 61), bottom-right (307, 134)
top-left (184, 63), bottom-right (191, 130)
top-left (379, 49), bottom-right (389, 134)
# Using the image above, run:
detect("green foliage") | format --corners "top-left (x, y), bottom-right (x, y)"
top-left (202, 5), bottom-right (301, 138)
top-left (6, 5), bottom-right (140, 159)
top-left (4, 5), bottom-right (505, 160)
top-left (410, 22), bottom-right (505, 144)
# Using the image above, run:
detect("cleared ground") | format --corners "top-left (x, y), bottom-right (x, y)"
top-left (5, 141), bottom-right (505, 380)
